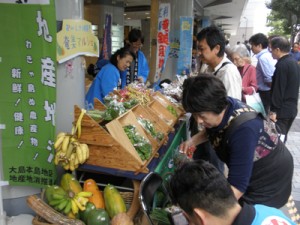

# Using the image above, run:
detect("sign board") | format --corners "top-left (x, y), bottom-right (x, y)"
top-left (57, 19), bottom-right (99, 63)
top-left (0, 0), bottom-right (57, 187)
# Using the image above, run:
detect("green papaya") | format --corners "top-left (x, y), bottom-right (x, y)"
top-left (87, 208), bottom-right (110, 225)
top-left (60, 173), bottom-right (82, 196)
top-left (103, 184), bottom-right (126, 219)
top-left (79, 202), bottom-right (96, 224)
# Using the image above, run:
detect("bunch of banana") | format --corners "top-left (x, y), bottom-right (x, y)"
top-left (47, 189), bottom-right (92, 216)
top-left (48, 190), bottom-right (73, 215)
top-left (53, 132), bottom-right (90, 171)
top-left (70, 191), bottom-right (93, 215)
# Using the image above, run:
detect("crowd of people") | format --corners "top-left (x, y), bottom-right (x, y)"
top-left (175, 26), bottom-right (300, 224)
top-left (84, 25), bottom-right (300, 224)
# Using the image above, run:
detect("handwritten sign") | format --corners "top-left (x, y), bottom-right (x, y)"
top-left (57, 19), bottom-right (99, 63)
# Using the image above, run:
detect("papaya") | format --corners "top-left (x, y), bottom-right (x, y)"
top-left (79, 202), bottom-right (96, 224)
top-left (83, 179), bottom-right (105, 209)
top-left (103, 184), bottom-right (126, 219)
top-left (60, 173), bottom-right (82, 197)
top-left (87, 208), bottom-right (110, 225)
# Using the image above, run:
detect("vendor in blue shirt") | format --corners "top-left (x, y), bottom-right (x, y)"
top-left (94, 29), bottom-right (149, 88)
top-left (170, 160), bottom-right (296, 225)
top-left (121, 28), bottom-right (149, 87)
top-left (180, 75), bottom-right (293, 208)
top-left (85, 47), bottom-right (135, 108)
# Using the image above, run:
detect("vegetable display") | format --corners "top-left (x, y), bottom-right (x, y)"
top-left (166, 105), bottom-right (178, 117)
top-left (123, 125), bottom-right (152, 160)
top-left (86, 98), bottom-right (138, 122)
top-left (137, 117), bottom-right (164, 142)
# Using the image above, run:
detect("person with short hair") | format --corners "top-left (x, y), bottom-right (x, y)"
top-left (249, 33), bottom-right (276, 114)
top-left (289, 42), bottom-right (300, 63)
top-left (269, 36), bottom-right (300, 143)
top-left (85, 47), bottom-right (135, 107)
top-left (122, 28), bottom-right (149, 86)
top-left (169, 160), bottom-right (296, 225)
top-left (180, 75), bottom-right (293, 208)
top-left (230, 46), bottom-right (257, 102)
top-left (197, 26), bottom-right (242, 100)
top-left (194, 26), bottom-right (242, 173)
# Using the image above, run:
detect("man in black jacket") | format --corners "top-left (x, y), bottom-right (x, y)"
top-left (269, 37), bottom-right (300, 143)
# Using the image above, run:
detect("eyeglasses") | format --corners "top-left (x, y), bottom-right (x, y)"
top-left (131, 41), bottom-right (143, 47)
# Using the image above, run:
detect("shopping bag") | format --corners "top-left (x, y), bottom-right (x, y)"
top-left (245, 91), bottom-right (266, 117)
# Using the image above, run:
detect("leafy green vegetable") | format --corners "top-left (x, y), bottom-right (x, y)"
top-left (123, 125), bottom-right (152, 160)
top-left (166, 105), bottom-right (178, 117)
top-left (137, 117), bottom-right (164, 142)
top-left (150, 208), bottom-right (171, 225)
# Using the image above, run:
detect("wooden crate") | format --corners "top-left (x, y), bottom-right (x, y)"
top-left (152, 91), bottom-right (185, 117)
top-left (106, 110), bottom-right (160, 163)
top-left (93, 98), bottom-right (107, 111)
top-left (74, 105), bottom-right (148, 172)
top-left (147, 99), bottom-right (177, 127)
top-left (131, 104), bottom-right (172, 145)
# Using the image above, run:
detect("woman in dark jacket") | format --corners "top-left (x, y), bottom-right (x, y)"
top-left (180, 74), bottom-right (293, 208)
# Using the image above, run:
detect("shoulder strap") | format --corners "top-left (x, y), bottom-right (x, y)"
top-left (213, 61), bottom-right (231, 76)
top-left (242, 65), bottom-right (251, 77)
top-left (224, 111), bottom-right (259, 144)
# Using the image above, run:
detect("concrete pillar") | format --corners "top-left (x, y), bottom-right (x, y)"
top-left (55, 0), bottom-right (85, 135)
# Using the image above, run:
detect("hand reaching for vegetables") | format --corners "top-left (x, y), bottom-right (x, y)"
top-left (179, 129), bottom-right (208, 155)
top-left (179, 139), bottom-right (196, 158)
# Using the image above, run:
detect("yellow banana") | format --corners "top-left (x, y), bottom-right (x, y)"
top-left (74, 109), bottom-right (86, 138)
top-left (54, 151), bottom-right (60, 165)
top-left (54, 135), bottom-right (65, 151)
top-left (71, 198), bottom-right (79, 215)
top-left (76, 191), bottom-right (93, 198)
top-left (65, 142), bottom-right (74, 159)
top-left (56, 132), bottom-right (67, 139)
top-left (80, 143), bottom-right (90, 161)
top-left (75, 144), bottom-right (84, 164)
top-left (61, 135), bottom-right (70, 153)
top-left (69, 153), bottom-right (76, 172)
top-left (73, 153), bottom-right (79, 166)
top-left (63, 162), bottom-right (70, 171)
top-left (74, 197), bottom-right (86, 211)
top-left (57, 150), bottom-right (66, 160)
top-left (75, 196), bottom-right (89, 208)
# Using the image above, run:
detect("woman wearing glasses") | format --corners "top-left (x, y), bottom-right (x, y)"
top-left (122, 28), bottom-right (149, 87)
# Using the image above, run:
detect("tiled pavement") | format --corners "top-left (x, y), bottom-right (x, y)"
top-left (287, 117), bottom-right (300, 210)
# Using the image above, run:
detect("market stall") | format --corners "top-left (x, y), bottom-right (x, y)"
top-left (73, 85), bottom-right (186, 220)
top-left (28, 84), bottom-right (187, 224)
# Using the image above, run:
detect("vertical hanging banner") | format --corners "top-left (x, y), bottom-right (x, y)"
top-left (154, 3), bottom-right (170, 82)
top-left (0, 0), bottom-right (57, 187)
top-left (99, 14), bottom-right (112, 60)
top-left (177, 17), bottom-right (193, 75)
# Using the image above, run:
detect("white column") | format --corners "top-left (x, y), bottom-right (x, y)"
top-left (55, 0), bottom-right (85, 134)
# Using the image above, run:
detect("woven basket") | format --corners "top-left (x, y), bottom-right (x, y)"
top-left (29, 191), bottom-right (135, 225)
top-left (32, 215), bottom-right (56, 225)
